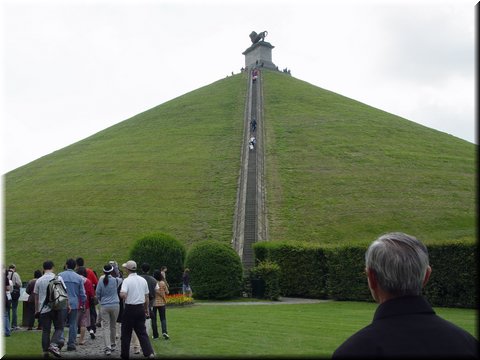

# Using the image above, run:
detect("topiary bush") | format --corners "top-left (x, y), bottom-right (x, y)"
top-left (185, 240), bottom-right (243, 299)
top-left (249, 260), bottom-right (281, 300)
top-left (129, 233), bottom-right (186, 292)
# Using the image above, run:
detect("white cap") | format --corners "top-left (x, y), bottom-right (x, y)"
top-left (122, 260), bottom-right (137, 271)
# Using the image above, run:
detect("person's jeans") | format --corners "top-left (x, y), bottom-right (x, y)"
top-left (10, 298), bottom-right (19, 328)
top-left (4, 302), bottom-right (11, 336)
top-left (159, 305), bottom-right (167, 334)
top-left (150, 305), bottom-right (159, 338)
top-left (39, 310), bottom-right (64, 352)
top-left (61, 308), bottom-right (78, 348)
top-left (152, 306), bottom-right (167, 336)
top-left (100, 304), bottom-right (119, 350)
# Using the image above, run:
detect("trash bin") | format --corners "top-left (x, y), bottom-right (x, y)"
top-left (251, 278), bottom-right (265, 298)
top-left (18, 288), bottom-right (29, 327)
top-left (22, 300), bottom-right (28, 327)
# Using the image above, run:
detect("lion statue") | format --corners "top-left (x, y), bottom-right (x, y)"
top-left (249, 31), bottom-right (268, 44)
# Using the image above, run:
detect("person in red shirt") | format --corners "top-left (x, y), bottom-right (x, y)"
top-left (76, 257), bottom-right (98, 337)
top-left (76, 266), bottom-right (95, 345)
top-left (76, 257), bottom-right (98, 289)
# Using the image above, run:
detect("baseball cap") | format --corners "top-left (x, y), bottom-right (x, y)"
top-left (122, 260), bottom-right (137, 271)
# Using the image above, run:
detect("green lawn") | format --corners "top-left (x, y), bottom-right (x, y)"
top-left (4, 301), bottom-right (477, 358)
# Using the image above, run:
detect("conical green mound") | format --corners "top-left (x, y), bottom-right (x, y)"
top-left (262, 70), bottom-right (475, 245)
top-left (5, 70), bottom-right (475, 280)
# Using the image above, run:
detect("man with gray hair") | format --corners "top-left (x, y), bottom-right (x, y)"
top-left (333, 232), bottom-right (478, 358)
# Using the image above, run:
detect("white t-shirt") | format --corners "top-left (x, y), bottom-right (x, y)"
top-left (6, 279), bottom-right (13, 300)
top-left (33, 271), bottom-right (66, 314)
top-left (120, 273), bottom-right (149, 305)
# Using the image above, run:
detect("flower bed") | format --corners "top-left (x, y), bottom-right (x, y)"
top-left (166, 293), bottom-right (194, 306)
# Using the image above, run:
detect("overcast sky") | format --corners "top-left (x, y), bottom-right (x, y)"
top-left (0, 0), bottom-right (476, 174)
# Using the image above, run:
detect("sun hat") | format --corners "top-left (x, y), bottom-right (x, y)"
top-left (103, 264), bottom-right (114, 273)
top-left (122, 260), bottom-right (137, 271)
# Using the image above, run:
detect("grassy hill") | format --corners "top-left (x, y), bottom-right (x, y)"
top-left (4, 70), bottom-right (475, 280)
top-left (5, 74), bottom-right (247, 280)
top-left (262, 70), bottom-right (475, 246)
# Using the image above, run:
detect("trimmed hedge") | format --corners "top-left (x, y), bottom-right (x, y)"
top-left (253, 242), bottom-right (327, 298)
top-left (254, 239), bottom-right (476, 308)
top-left (324, 245), bottom-right (371, 301)
top-left (185, 240), bottom-right (243, 299)
top-left (424, 242), bottom-right (477, 308)
top-left (129, 233), bottom-right (186, 292)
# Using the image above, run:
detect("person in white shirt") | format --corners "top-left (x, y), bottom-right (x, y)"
top-left (4, 267), bottom-right (12, 337)
top-left (119, 260), bottom-right (155, 359)
top-left (33, 260), bottom-right (69, 358)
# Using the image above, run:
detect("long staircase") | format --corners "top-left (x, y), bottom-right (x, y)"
top-left (232, 69), bottom-right (267, 271)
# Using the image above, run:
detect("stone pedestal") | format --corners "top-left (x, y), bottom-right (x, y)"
top-left (242, 41), bottom-right (276, 70)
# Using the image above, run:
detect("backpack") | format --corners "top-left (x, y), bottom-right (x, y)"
top-left (8, 272), bottom-right (21, 301)
top-left (42, 276), bottom-right (68, 311)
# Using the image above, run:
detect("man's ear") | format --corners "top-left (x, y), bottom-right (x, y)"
top-left (422, 265), bottom-right (432, 287)
top-left (366, 267), bottom-right (377, 290)
top-left (366, 267), bottom-right (380, 303)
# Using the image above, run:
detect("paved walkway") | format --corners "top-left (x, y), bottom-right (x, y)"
top-left (17, 324), bottom-right (152, 359)
top-left (59, 325), bottom-right (147, 359)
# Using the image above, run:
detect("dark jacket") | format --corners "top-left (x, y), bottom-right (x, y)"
top-left (333, 296), bottom-right (479, 359)
top-left (140, 273), bottom-right (157, 302)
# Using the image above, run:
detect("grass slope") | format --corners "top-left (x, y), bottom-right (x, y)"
top-left (263, 70), bottom-right (475, 246)
top-left (5, 74), bottom-right (247, 279)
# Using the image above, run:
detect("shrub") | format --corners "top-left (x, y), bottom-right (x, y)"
top-left (129, 233), bottom-right (186, 292)
top-left (249, 260), bottom-right (281, 300)
top-left (185, 240), bottom-right (243, 299)
top-left (253, 243), bottom-right (269, 263)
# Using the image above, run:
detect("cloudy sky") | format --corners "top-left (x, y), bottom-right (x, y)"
top-left (0, 0), bottom-right (476, 174)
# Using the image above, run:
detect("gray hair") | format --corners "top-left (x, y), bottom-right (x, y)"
top-left (365, 232), bottom-right (429, 296)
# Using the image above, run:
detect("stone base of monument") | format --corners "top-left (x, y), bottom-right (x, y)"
top-left (243, 41), bottom-right (277, 70)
